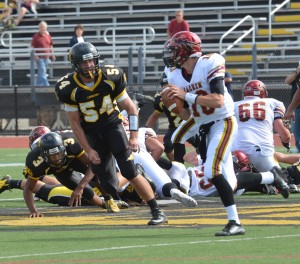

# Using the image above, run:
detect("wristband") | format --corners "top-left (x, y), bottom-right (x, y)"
top-left (129, 115), bottom-right (139, 131)
top-left (185, 93), bottom-right (198, 104)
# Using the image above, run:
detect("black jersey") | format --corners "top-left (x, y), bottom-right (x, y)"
top-left (55, 66), bottom-right (127, 134)
top-left (153, 93), bottom-right (182, 129)
top-left (23, 132), bottom-right (85, 180)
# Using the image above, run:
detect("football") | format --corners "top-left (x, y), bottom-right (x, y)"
top-left (161, 87), bottom-right (184, 115)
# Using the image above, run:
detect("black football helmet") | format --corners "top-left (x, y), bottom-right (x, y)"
top-left (38, 132), bottom-right (66, 167)
top-left (68, 42), bottom-right (100, 78)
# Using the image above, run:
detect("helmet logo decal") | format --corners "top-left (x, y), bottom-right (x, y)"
top-left (82, 53), bottom-right (93, 60)
top-left (48, 147), bottom-right (60, 154)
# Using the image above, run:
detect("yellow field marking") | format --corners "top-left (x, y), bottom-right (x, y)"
top-left (1, 203), bottom-right (299, 227)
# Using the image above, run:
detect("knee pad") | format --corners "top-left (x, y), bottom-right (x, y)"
top-left (118, 159), bottom-right (137, 180)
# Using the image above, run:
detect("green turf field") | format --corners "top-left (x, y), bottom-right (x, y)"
top-left (1, 148), bottom-right (300, 264)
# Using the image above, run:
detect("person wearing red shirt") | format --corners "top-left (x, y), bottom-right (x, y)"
top-left (167, 9), bottom-right (190, 39)
top-left (31, 21), bottom-right (56, 86)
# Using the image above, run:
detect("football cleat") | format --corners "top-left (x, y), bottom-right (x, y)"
top-left (215, 220), bottom-right (245, 236)
top-left (170, 188), bottom-right (197, 207)
top-left (286, 164), bottom-right (300, 185)
top-left (148, 209), bottom-right (168, 225)
top-left (0, 175), bottom-right (11, 194)
top-left (264, 184), bottom-right (278, 195)
top-left (115, 200), bottom-right (130, 209)
top-left (288, 184), bottom-right (300, 193)
top-left (270, 166), bottom-right (289, 199)
top-left (105, 198), bottom-right (120, 213)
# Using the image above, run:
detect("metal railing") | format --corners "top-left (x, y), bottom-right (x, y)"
top-left (219, 15), bottom-right (262, 79)
top-left (103, 26), bottom-right (155, 61)
top-left (268, 0), bottom-right (291, 41)
top-left (219, 15), bottom-right (256, 56)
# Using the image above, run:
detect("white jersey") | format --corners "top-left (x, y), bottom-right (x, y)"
top-left (136, 127), bottom-right (157, 153)
top-left (128, 127), bottom-right (181, 198)
top-left (233, 97), bottom-right (285, 156)
top-left (166, 162), bottom-right (243, 197)
top-left (167, 53), bottom-right (234, 126)
top-left (187, 166), bottom-right (218, 197)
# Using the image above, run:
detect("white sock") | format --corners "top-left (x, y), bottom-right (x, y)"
top-left (260, 171), bottom-right (274, 184)
top-left (226, 204), bottom-right (240, 224)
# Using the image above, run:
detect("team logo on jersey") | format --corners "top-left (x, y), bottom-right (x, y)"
top-left (183, 82), bottom-right (202, 92)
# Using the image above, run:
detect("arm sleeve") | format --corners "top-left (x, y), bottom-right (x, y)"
top-left (210, 77), bottom-right (225, 95)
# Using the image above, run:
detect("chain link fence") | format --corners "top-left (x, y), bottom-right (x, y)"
top-left (1, 40), bottom-right (300, 135)
top-left (0, 80), bottom-right (295, 136)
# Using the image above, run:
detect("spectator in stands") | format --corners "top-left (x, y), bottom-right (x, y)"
top-left (8, 0), bottom-right (18, 15)
top-left (69, 24), bottom-right (85, 47)
top-left (15, 0), bottom-right (39, 26)
top-left (284, 64), bottom-right (300, 153)
top-left (167, 9), bottom-right (190, 39)
top-left (1, 6), bottom-right (16, 31)
top-left (225, 71), bottom-right (234, 100)
top-left (31, 20), bottom-right (56, 86)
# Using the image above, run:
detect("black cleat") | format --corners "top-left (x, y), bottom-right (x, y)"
top-left (0, 175), bottom-right (11, 194)
top-left (215, 220), bottom-right (245, 236)
top-left (148, 209), bottom-right (168, 225)
top-left (271, 166), bottom-right (289, 199)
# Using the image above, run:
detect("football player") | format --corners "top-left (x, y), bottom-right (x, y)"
top-left (146, 63), bottom-right (198, 163)
top-left (122, 111), bottom-right (197, 207)
top-left (146, 91), bottom-right (199, 163)
top-left (0, 174), bottom-right (130, 208)
top-left (55, 42), bottom-right (167, 225)
top-left (160, 151), bottom-right (289, 198)
top-left (233, 80), bottom-right (291, 173)
top-left (162, 31), bottom-right (244, 236)
top-left (23, 131), bottom-right (123, 217)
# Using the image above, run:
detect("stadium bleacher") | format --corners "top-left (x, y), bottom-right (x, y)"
top-left (1, 0), bottom-right (300, 87)
top-left (1, 0), bottom-right (300, 134)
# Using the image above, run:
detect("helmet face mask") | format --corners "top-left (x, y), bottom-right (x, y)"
top-left (45, 151), bottom-right (65, 167)
top-left (68, 42), bottom-right (100, 78)
top-left (39, 132), bottom-right (66, 167)
top-left (162, 31), bottom-right (202, 68)
top-left (243, 80), bottom-right (268, 98)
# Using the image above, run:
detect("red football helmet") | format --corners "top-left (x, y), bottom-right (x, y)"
top-left (243, 80), bottom-right (268, 98)
top-left (162, 31), bottom-right (202, 67)
top-left (232, 150), bottom-right (251, 173)
top-left (29, 126), bottom-right (51, 149)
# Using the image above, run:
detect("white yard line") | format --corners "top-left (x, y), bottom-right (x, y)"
top-left (1, 234), bottom-right (300, 260)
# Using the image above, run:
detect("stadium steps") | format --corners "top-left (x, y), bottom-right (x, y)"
top-left (224, 54), bottom-right (267, 63)
top-left (240, 43), bottom-right (278, 48)
top-left (257, 28), bottom-right (295, 36)
top-left (291, 2), bottom-right (300, 9)
top-left (274, 15), bottom-right (300, 22)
